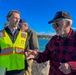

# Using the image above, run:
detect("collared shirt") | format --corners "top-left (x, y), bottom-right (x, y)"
top-left (35, 28), bottom-right (76, 75)
top-left (8, 26), bottom-right (17, 34)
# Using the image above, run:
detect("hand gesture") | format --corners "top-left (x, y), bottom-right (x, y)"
top-left (59, 63), bottom-right (71, 74)
top-left (25, 50), bottom-right (38, 60)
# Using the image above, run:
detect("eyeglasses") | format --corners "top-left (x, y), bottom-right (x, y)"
top-left (52, 22), bottom-right (61, 28)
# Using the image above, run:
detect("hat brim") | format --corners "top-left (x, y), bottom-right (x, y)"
top-left (48, 18), bottom-right (64, 24)
top-left (48, 20), bottom-right (53, 24)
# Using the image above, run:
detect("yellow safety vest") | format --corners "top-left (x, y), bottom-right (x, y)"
top-left (0, 30), bottom-right (27, 71)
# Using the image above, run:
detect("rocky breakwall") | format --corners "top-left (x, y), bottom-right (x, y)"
top-left (32, 61), bottom-right (50, 75)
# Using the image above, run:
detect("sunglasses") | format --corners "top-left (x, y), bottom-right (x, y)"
top-left (52, 22), bottom-right (61, 28)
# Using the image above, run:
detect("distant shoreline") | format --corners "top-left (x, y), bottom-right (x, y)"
top-left (38, 38), bottom-right (50, 40)
top-left (37, 34), bottom-right (52, 39)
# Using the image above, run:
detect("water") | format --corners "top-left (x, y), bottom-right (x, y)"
top-left (38, 38), bottom-right (50, 51)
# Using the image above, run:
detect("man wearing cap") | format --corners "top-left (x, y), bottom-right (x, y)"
top-left (19, 19), bottom-right (39, 75)
top-left (25, 11), bottom-right (76, 75)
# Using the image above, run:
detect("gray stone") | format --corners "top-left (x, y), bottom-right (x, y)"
top-left (32, 61), bottom-right (49, 75)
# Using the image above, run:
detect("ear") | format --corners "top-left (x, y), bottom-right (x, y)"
top-left (66, 21), bottom-right (70, 27)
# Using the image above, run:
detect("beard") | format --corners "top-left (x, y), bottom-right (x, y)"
top-left (56, 28), bottom-right (65, 36)
top-left (56, 22), bottom-right (66, 36)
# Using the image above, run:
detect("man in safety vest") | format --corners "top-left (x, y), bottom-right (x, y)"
top-left (0, 10), bottom-right (29, 75)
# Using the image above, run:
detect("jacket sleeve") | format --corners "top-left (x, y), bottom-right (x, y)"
top-left (34, 36), bottom-right (56, 63)
top-left (34, 41), bottom-right (51, 63)
top-left (68, 62), bottom-right (76, 72)
top-left (35, 46), bottom-right (50, 63)
top-left (29, 30), bottom-right (39, 50)
top-left (25, 37), bottom-right (29, 51)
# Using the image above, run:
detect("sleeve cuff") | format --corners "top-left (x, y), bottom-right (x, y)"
top-left (68, 62), bottom-right (76, 72)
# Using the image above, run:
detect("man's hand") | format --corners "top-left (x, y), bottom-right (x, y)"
top-left (59, 63), bottom-right (71, 74)
top-left (25, 50), bottom-right (38, 60)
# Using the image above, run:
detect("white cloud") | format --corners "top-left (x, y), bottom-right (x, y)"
top-left (37, 31), bottom-right (56, 35)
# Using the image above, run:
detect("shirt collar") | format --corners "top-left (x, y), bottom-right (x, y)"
top-left (67, 28), bottom-right (76, 39)
top-left (8, 26), bottom-right (18, 31)
top-left (67, 28), bottom-right (72, 38)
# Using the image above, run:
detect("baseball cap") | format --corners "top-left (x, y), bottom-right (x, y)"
top-left (48, 11), bottom-right (72, 24)
top-left (19, 19), bottom-right (27, 25)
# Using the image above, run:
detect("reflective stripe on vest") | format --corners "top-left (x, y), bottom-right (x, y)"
top-left (0, 47), bottom-right (24, 55)
top-left (0, 30), bottom-right (28, 71)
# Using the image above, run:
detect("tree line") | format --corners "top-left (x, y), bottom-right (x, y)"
top-left (37, 34), bottom-right (53, 39)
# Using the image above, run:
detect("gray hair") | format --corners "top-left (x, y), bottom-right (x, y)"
top-left (63, 19), bottom-right (73, 25)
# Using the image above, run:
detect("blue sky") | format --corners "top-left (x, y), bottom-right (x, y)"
top-left (0, 0), bottom-right (76, 35)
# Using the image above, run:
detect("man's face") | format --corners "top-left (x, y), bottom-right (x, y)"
top-left (20, 23), bottom-right (28, 31)
top-left (52, 19), bottom-right (66, 36)
top-left (8, 12), bottom-right (20, 27)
